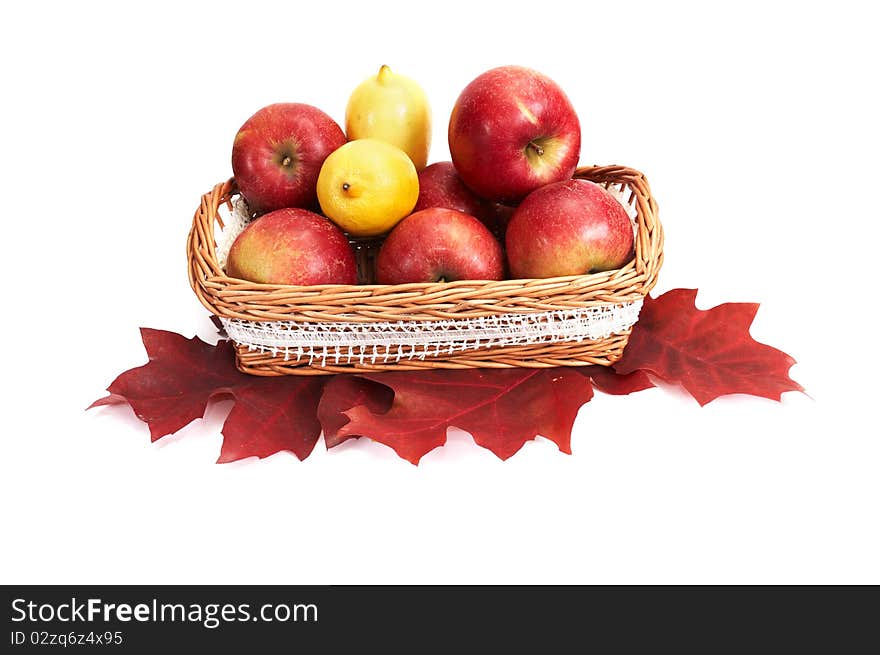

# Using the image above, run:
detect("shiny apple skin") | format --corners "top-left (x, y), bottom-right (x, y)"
top-left (232, 103), bottom-right (346, 214)
top-left (448, 66), bottom-right (581, 204)
top-left (505, 179), bottom-right (634, 279)
top-left (226, 208), bottom-right (357, 285)
top-left (413, 161), bottom-right (495, 228)
top-left (376, 208), bottom-right (504, 284)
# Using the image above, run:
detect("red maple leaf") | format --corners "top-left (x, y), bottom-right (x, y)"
top-left (318, 375), bottom-right (394, 448)
top-left (90, 329), bottom-right (324, 462)
top-left (578, 365), bottom-right (655, 396)
top-left (90, 288), bottom-right (803, 464)
top-left (337, 368), bottom-right (595, 464)
top-left (217, 376), bottom-right (324, 463)
top-left (89, 328), bottom-right (242, 439)
top-left (614, 289), bottom-right (803, 405)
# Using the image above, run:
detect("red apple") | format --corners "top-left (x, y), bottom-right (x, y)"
top-left (505, 179), bottom-right (634, 279)
top-left (448, 66), bottom-right (581, 203)
top-left (413, 161), bottom-right (495, 228)
top-left (376, 208), bottom-right (504, 284)
top-left (232, 103), bottom-right (346, 214)
top-left (226, 208), bottom-right (357, 285)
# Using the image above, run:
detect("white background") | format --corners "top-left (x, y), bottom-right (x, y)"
top-left (2, 1), bottom-right (877, 584)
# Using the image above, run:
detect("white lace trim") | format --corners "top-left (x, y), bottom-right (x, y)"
top-left (220, 300), bottom-right (642, 365)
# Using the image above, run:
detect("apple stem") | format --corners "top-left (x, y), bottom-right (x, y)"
top-left (528, 141), bottom-right (545, 157)
top-left (281, 156), bottom-right (292, 167)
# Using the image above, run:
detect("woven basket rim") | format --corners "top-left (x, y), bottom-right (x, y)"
top-left (204, 267), bottom-right (640, 293)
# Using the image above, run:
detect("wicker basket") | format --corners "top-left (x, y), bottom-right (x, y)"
top-left (187, 165), bottom-right (663, 376)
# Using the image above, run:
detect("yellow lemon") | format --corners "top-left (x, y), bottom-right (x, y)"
top-left (345, 65), bottom-right (431, 170)
top-left (317, 138), bottom-right (419, 237)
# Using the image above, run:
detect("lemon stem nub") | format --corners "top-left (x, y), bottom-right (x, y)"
top-left (377, 65), bottom-right (392, 83)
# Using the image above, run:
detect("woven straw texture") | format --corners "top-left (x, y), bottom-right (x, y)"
top-left (187, 165), bottom-right (664, 375)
